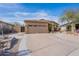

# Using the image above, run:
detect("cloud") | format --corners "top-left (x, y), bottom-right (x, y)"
top-left (0, 10), bottom-right (60, 25)
top-left (0, 3), bottom-right (25, 14)
top-left (15, 10), bottom-right (59, 20)
top-left (0, 4), bottom-right (19, 8)
top-left (0, 4), bottom-right (59, 24)
top-left (0, 3), bottom-right (24, 10)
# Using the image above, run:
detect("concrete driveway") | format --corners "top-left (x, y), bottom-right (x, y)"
top-left (26, 33), bottom-right (79, 56)
top-left (7, 32), bottom-right (79, 56)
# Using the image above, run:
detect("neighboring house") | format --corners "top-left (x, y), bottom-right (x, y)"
top-left (60, 21), bottom-right (79, 33)
top-left (0, 21), bottom-right (25, 34)
top-left (24, 19), bottom-right (59, 33)
top-left (0, 21), bottom-right (15, 34)
top-left (13, 24), bottom-right (21, 33)
top-left (60, 23), bottom-right (68, 32)
top-left (13, 24), bottom-right (25, 33)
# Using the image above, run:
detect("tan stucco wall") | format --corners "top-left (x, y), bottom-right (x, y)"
top-left (14, 25), bottom-right (21, 32)
top-left (25, 21), bottom-right (48, 33)
top-left (71, 24), bottom-right (75, 33)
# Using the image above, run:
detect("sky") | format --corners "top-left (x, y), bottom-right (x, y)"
top-left (0, 3), bottom-right (79, 24)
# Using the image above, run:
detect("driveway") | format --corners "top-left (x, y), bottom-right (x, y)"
top-left (26, 33), bottom-right (79, 56)
top-left (6, 32), bottom-right (79, 56)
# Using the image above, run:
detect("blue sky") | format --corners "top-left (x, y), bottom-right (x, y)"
top-left (0, 3), bottom-right (79, 24)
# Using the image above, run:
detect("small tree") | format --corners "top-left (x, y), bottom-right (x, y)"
top-left (60, 9), bottom-right (77, 32)
top-left (60, 10), bottom-right (76, 23)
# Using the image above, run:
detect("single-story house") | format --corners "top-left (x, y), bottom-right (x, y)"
top-left (0, 21), bottom-right (25, 34)
top-left (60, 21), bottom-right (79, 33)
top-left (13, 24), bottom-right (25, 33)
top-left (0, 21), bottom-right (15, 34)
top-left (24, 19), bottom-right (59, 33)
top-left (24, 19), bottom-right (48, 33)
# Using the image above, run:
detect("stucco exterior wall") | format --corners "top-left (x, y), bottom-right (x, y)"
top-left (14, 25), bottom-right (21, 32)
top-left (25, 21), bottom-right (48, 33)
